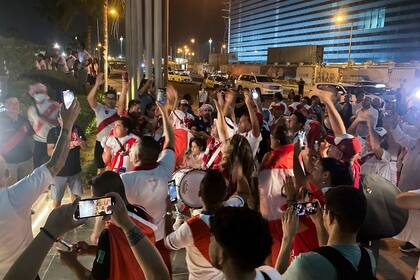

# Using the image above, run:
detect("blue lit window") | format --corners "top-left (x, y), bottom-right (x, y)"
top-left (364, 7), bottom-right (386, 29)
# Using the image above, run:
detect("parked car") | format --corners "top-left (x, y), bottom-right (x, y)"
top-left (168, 71), bottom-right (192, 83)
top-left (235, 74), bottom-right (283, 96)
top-left (205, 75), bottom-right (228, 89)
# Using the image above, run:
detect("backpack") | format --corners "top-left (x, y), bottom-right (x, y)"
top-left (313, 246), bottom-right (376, 280)
top-left (358, 174), bottom-right (408, 242)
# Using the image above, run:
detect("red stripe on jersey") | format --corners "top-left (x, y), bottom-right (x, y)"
top-left (186, 215), bottom-right (211, 263)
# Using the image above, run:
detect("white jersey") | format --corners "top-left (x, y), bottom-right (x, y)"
top-left (165, 214), bottom-right (223, 280)
top-left (0, 165), bottom-right (53, 278)
top-left (93, 103), bottom-right (118, 142)
top-left (27, 100), bottom-right (60, 143)
top-left (360, 150), bottom-right (392, 182)
top-left (105, 133), bottom-right (139, 172)
top-left (240, 131), bottom-right (262, 158)
top-left (121, 149), bottom-right (176, 241)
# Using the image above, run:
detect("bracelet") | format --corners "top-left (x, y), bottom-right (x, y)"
top-left (40, 227), bottom-right (57, 242)
top-left (126, 226), bottom-right (145, 246)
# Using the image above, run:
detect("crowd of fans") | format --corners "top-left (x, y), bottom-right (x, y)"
top-left (0, 67), bottom-right (420, 280)
top-left (35, 43), bottom-right (99, 84)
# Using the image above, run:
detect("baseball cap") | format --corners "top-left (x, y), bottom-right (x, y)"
top-left (329, 134), bottom-right (362, 161)
top-left (180, 99), bottom-right (189, 105)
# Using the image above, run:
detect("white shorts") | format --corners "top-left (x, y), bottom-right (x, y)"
top-left (51, 173), bottom-right (83, 201)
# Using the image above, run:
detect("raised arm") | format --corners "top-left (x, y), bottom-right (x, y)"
top-left (108, 192), bottom-right (170, 280)
top-left (4, 200), bottom-right (85, 280)
top-left (366, 116), bottom-right (383, 158)
top-left (157, 102), bottom-right (174, 150)
top-left (87, 73), bottom-right (104, 110)
top-left (312, 88), bottom-right (346, 137)
top-left (46, 100), bottom-right (81, 176)
top-left (276, 206), bottom-right (298, 274)
top-left (118, 76), bottom-right (129, 116)
top-left (213, 98), bottom-right (229, 142)
top-left (395, 191), bottom-right (420, 210)
top-left (243, 89), bottom-right (260, 138)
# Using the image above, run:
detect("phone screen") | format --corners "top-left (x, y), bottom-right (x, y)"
top-left (167, 180), bottom-right (177, 203)
top-left (63, 90), bottom-right (75, 109)
top-left (157, 88), bottom-right (166, 105)
top-left (293, 202), bottom-right (318, 216)
top-left (75, 197), bottom-right (113, 219)
top-left (251, 88), bottom-right (259, 99)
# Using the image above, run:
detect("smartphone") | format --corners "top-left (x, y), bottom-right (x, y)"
top-left (157, 88), bottom-right (166, 105)
top-left (56, 239), bottom-right (73, 251)
top-left (74, 197), bottom-right (114, 220)
top-left (167, 180), bottom-right (177, 203)
top-left (63, 90), bottom-right (75, 109)
top-left (293, 201), bottom-right (318, 216)
top-left (251, 88), bottom-right (259, 99)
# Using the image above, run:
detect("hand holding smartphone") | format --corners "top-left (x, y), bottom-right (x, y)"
top-left (293, 201), bottom-right (319, 216)
top-left (168, 180), bottom-right (177, 203)
top-left (63, 90), bottom-right (75, 109)
top-left (157, 88), bottom-right (167, 105)
top-left (74, 197), bottom-right (115, 220)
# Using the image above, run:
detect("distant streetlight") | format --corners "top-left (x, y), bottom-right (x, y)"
top-left (109, 8), bottom-right (118, 17)
top-left (98, 42), bottom-right (102, 48)
top-left (221, 44), bottom-right (227, 54)
top-left (192, 52), bottom-right (195, 56)
top-left (190, 38), bottom-right (195, 44)
top-left (53, 42), bottom-right (60, 49)
top-left (334, 14), bottom-right (353, 64)
top-left (74, 36), bottom-right (78, 40)
top-left (119, 36), bottom-right (124, 57)
top-left (209, 38), bottom-right (213, 54)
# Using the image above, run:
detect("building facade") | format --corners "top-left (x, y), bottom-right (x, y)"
top-left (229, 0), bottom-right (420, 64)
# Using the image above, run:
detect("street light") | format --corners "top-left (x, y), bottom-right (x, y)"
top-left (221, 44), bottom-right (226, 54)
top-left (53, 42), bottom-right (60, 49)
top-left (334, 14), bottom-right (353, 65)
top-left (98, 42), bottom-right (102, 48)
top-left (190, 38), bottom-right (195, 44)
top-left (109, 8), bottom-right (118, 17)
top-left (209, 38), bottom-right (213, 54)
top-left (119, 36), bottom-right (124, 57)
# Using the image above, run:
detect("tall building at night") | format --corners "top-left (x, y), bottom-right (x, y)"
top-left (228, 0), bottom-right (420, 64)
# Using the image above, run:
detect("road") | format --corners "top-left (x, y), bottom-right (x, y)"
top-left (32, 75), bottom-right (418, 279)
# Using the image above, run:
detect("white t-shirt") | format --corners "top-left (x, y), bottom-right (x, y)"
top-left (93, 103), bottom-right (118, 142)
top-left (27, 101), bottom-right (60, 142)
top-left (240, 131), bottom-right (262, 158)
top-left (105, 133), bottom-right (139, 172)
top-left (360, 149), bottom-right (392, 182)
top-left (165, 214), bottom-right (223, 280)
top-left (121, 149), bottom-right (176, 241)
top-left (255, 266), bottom-right (283, 280)
top-left (0, 165), bottom-right (53, 278)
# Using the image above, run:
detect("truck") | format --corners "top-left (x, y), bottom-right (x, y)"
top-left (267, 45), bottom-right (324, 65)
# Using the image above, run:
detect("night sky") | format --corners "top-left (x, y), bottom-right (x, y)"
top-left (0, 0), bottom-right (225, 56)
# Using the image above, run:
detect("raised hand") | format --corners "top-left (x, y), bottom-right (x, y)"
top-left (95, 73), bottom-right (104, 86)
top-left (107, 192), bottom-right (135, 232)
top-left (60, 99), bottom-right (81, 130)
top-left (281, 206), bottom-right (299, 240)
top-left (43, 198), bottom-right (86, 238)
top-left (284, 176), bottom-right (298, 201)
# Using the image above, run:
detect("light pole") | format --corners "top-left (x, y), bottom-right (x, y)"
top-left (221, 44), bottom-right (226, 54)
top-left (209, 38), bottom-right (213, 54)
top-left (119, 36), bottom-right (124, 58)
top-left (334, 14), bottom-right (354, 65)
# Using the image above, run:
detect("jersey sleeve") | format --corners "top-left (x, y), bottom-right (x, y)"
top-left (164, 222), bottom-right (193, 250)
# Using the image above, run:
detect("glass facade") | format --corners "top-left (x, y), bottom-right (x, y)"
top-left (229, 0), bottom-right (420, 63)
